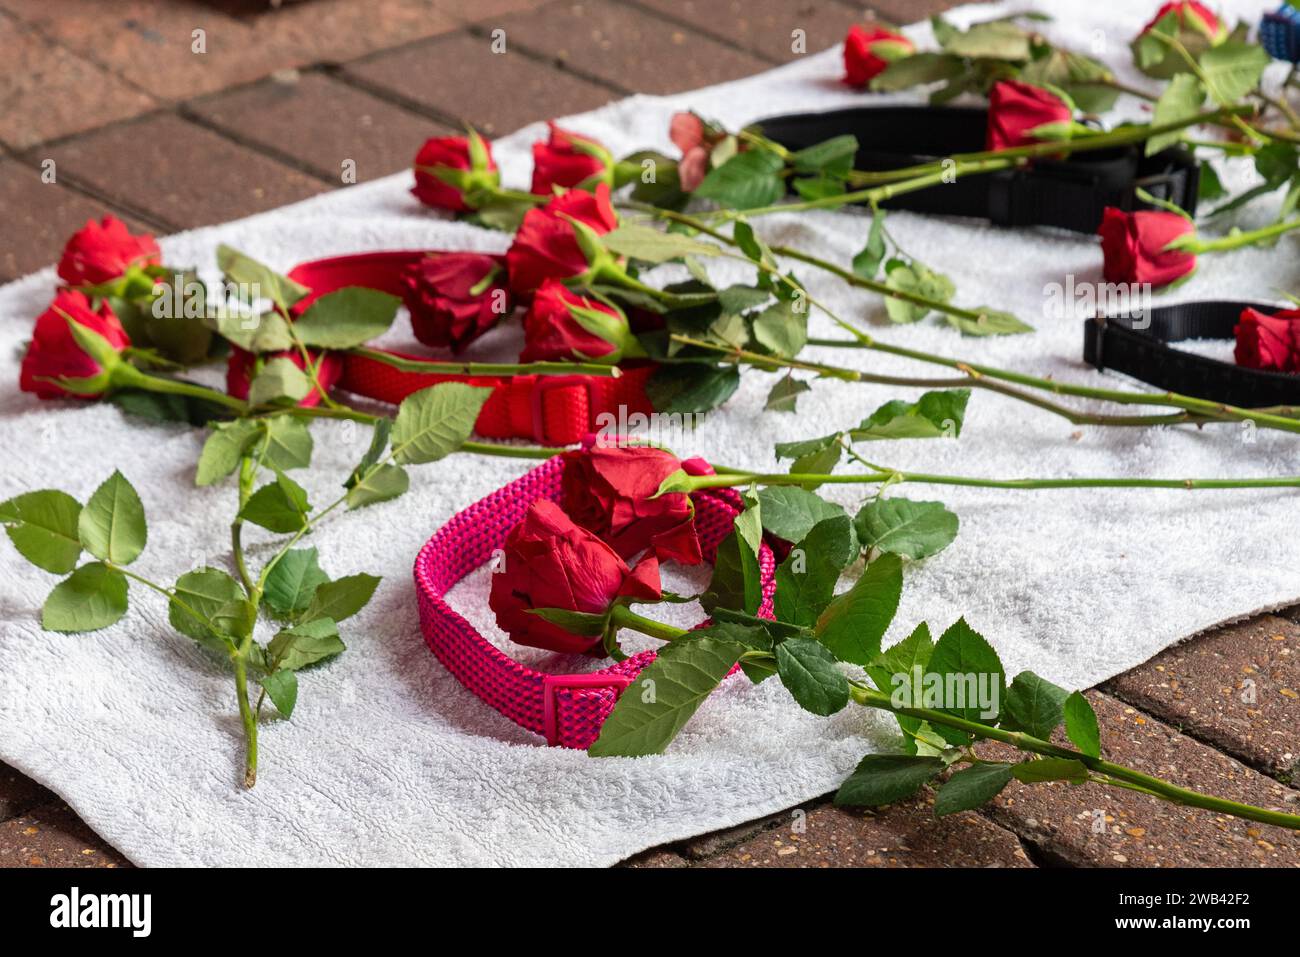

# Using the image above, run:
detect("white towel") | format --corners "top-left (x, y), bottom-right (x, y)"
top-left (1, 0), bottom-right (1294, 866)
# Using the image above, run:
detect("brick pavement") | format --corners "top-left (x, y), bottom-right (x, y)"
top-left (1, 0), bottom-right (1296, 867)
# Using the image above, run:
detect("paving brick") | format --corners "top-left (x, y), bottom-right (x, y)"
top-left (1105, 615), bottom-right (1300, 781)
top-left (0, 160), bottom-right (159, 282)
top-left (37, 113), bottom-right (327, 230)
top-left (982, 692), bottom-right (1300, 867)
top-left (849, 0), bottom-right (959, 27)
top-left (187, 71), bottom-right (451, 183)
top-left (0, 762), bottom-right (54, 822)
top-left (344, 31), bottom-right (616, 136)
top-left (701, 797), bottom-right (1033, 867)
top-left (633, 0), bottom-right (859, 64)
top-left (495, 0), bottom-right (770, 95)
top-left (619, 848), bottom-right (689, 867)
top-left (0, 0), bottom-right (459, 103)
top-left (0, 14), bottom-right (157, 149)
top-left (0, 801), bottom-right (130, 868)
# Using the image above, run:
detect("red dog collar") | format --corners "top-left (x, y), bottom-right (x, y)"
top-left (286, 252), bottom-right (656, 446)
top-left (413, 457), bottom-right (776, 748)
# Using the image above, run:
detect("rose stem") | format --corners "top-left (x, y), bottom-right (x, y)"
top-left (348, 347), bottom-right (622, 378)
top-left (682, 469), bottom-right (1300, 493)
top-left (607, 612), bottom-right (1300, 831)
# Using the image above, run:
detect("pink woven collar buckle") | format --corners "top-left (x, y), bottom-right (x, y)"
top-left (413, 457), bottom-right (776, 749)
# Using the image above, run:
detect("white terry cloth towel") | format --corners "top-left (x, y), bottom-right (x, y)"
top-left (0, 0), bottom-right (1296, 866)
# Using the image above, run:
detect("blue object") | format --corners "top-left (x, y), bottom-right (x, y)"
top-left (1261, 4), bottom-right (1300, 62)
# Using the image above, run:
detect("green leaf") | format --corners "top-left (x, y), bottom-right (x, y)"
top-left (601, 223), bottom-right (720, 263)
top-left (814, 553), bottom-right (902, 665)
top-left (866, 623), bottom-right (935, 753)
top-left (238, 473), bottom-right (311, 533)
top-left (645, 363), bottom-right (740, 415)
top-left (261, 669), bottom-right (298, 718)
top-left (248, 356), bottom-right (312, 407)
top-left (1199, 41), bottom-right (1270, 108)
top-left (945, 308), bottom-right (1033, 337)
top-left (717, 284), bottom-right (771, 316)
top-left (834, 754), bottom-right (944, 807)
top-left (391, 383), bottom-right (492, 465)
top-left (790, 135), bottom-right (858, 173)
top-left (1063, 691), bottom-right (1102, 758)
top-left (851, 389), bottom-right (969, 441)
top-left (346, 418), bottom-right (393, 488)
top-left (291, 287), bottom-right (401, 349)
top-left (212, 309), bottom-right (295, 353)
top-left (869, 52), bottom-right (965, 92)
top-left (775, 516), bottom-right (853, 627)
top-left (41, 562), bottom-right (128, 633)
top-left (169, 567), bottom-right (246, 651)
top-left (934, 762), bottom-right (1014, 816)
top-left (694, 149), bottom-right (786, 210)
top-left (942, 20), bottom-right (1031, 60)
top-left (345, 463), bottom-right (409, 509)
top-left (217, 244), bottom-right (309, 312)
top-left (1005, 671), bottom-right (1070, 740)
top-left (883, 259), bottom-right (955, 324)
top-left (776, 636), bottom-right (849, 716)
top-left (854, 498), bottom-right (958, 560)
top-left (589, 636), bottom-right (746, 756)
top-left (262, 416), bottom-right (313, 472)
top-left (852, 208), bottom-right (888, 280)
top-left (1011, 757), bottom-right (1088, 784)
top-left (928, 617), bottom-right (1005, 725)
top-left (77, 471), bottom-right (146, 566)
top-left (763, 375), bottom-right (810, 413)
top-left (0, 489), bottom-right (83, 573)
top-left (262, 547), bottom-right (329, 617)
top-left (529, 607), bottom-right (609, 635)
top-left (756, 486), bottom-right (846, 544)
top-left (267, 617), bottom-right (345, 671)
top-left (751, 299), bottom-right (806, 358)
top-left (700, 528), bottom-right (762, 616)
top-left (1147, 73), bottom-right (1205, 155)
top-left (302, 573), bottom-right (380, 624)
top-left (196, 420), bottom-right (262, 487)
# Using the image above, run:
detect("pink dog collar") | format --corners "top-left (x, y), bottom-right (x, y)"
top-left (414, 457), bottom-right (776, 749)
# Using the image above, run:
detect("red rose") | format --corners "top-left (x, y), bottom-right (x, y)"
top-left (530, 122), bottom-right (612, 195)
top-left (562, 445), bottom-right (702, 565)
top-left (20, 290), bottom-right (130, 400)
top-left (411, 133), bottom-right (498, 212)
top-left (506, 182), bottom-right (619, 295)
top-left (1140, 1), bottom-right (1224, 41)
top-left (842, 24), bottom-right (915, 88)
top-left (401, 253), bottom-right (512, 352)
top-left (1097, 207), bottom-right (1197, 288)
top-left (986, 80), bottom-right (1074, 151)
top-left (488, 499), bottom-right (662, 655)
top-left (57, 216), bottom-right (160, 288)
top-left (1234, 307), bottom-right (1300, 372)
top-left (520, 279), bottom-right (636, 363)
top-left (226, 348), bottom-right (343, 408)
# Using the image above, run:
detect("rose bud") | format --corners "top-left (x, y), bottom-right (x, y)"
top-left (401, 252), bottom-right (512, 352)
top-left (57, 216), bottom-right (160, 290)
top-left (520, 279), bottom-right (643, 364)
top-left (669, 111), bottom-right (713, 192)
top-left (561, 444), bottom-right (703, 565)
top-left (226, 347), bottom-right (343, 408)
top-left (842, 24), bottom-right (915, 88)
top-left (1234, 307), bottom-right (1300, 372)
top-left (506, 182), bottom-right (619, 295)
top-left (530, 122), bottom-right (614, 195)
top-left (1133, 2), bottom-right (1226, 77)
top-left (19, 290), bottom-right (131, 400)
top-left (411, 130), bottom-right (499, 212)
top-left (986, 80), bottom-right (1074, 152)
top-left (1097, 207), bottom-right (1197, 288)
top-left (488, 499), bottom-right (662, 655)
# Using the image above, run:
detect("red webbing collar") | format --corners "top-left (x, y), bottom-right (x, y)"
top-left (285, 251), bottom-right (656, 446)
